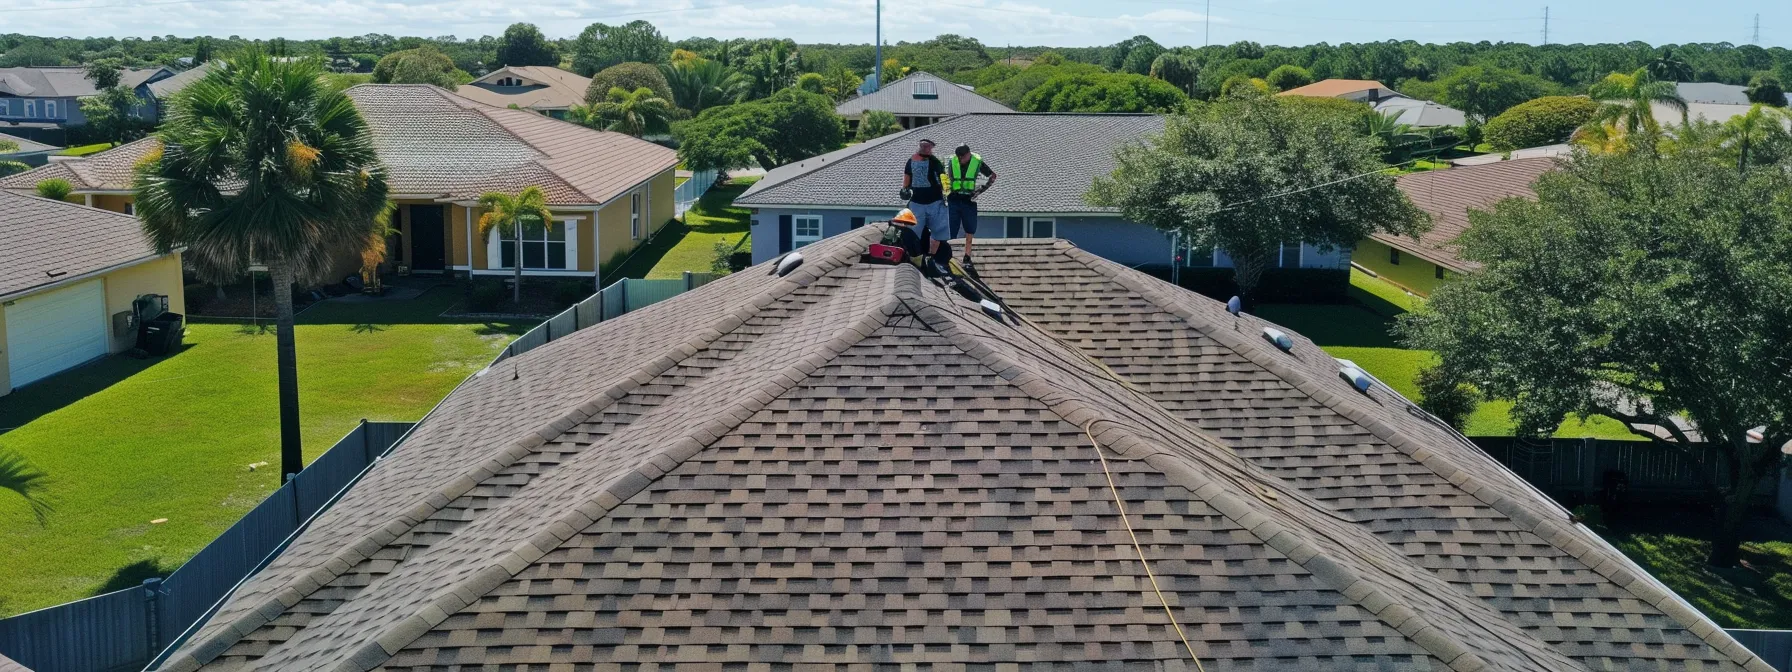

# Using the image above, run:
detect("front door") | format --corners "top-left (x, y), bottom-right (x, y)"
top-left (410, 205), bottom-right (446, 272)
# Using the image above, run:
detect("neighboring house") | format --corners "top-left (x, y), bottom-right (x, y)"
top-left (2, 85), bottom-right (678, 283)
top-left (735, 112), bottom-right (1352, 271)
top-left (1355, 157), bottom-right (1558, 296)
top-left (0, 66), bottom-right (175, 133)
top-left (834, 70), bottom-right (1012, 133)
top-left (145, 61), bottom-right (215, 112)
top-left (1278, 78), bottom-right (1467, 128)
top-left (1649, 81), bottom-right (1792, 126)
top-left (156, 230), bottom-right (1765, 671)
top-left (1450, 143), bottom-right (1572, 166)
top-left (0, 135), bottom-right (155, 213)
top-left (455, 66), bottom-right (593, 119)
top-left (0, 190), bottom-right (183, 396)
top-left (0, 131), bottom-right (60, 167)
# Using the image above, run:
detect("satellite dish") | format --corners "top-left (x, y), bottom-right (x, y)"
top-left (1226, 296), bottom-right (1242, 316)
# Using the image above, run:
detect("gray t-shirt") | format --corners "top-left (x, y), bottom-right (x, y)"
top-left (904, 155), bottom-right (944, 204)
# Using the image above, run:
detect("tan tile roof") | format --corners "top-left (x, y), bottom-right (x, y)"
top-left (455, 66), bottom-right (591, 110)
top-left (160, 230), bottom-right (1763, 672)
top-left (1377, 157), bottom-right (1559, 272)
top-left (1276, 78), bottom-right (1392, 98)
top-left (0, 190), bottom-right (163, 299)
top-left (0, 136), bottom-right (159, 193)
top-left (346, 84), bottom-right (675, 205)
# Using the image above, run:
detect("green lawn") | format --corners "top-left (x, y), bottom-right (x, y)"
top-left (0, 286), bottom-right (531, 616)
top-left (55, 143), bottom-right (114, 157)
top-left (1256, 270), bottom-right (1639, 439)
top-left (1596, 514), bottom-right (1792, 629)
top-left (641, 177), bottom-right (757, 280)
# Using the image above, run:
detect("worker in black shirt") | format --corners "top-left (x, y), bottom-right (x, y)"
top-left (945, 144), bottom-right (997, 263)
top-left (899, 139), bottom-right (950, 274)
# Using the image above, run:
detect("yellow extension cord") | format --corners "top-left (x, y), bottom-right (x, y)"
top-left (1085, 420), bottom-right (1209, 672)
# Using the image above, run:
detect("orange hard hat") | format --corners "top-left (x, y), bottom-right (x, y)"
top-left (892, 208), bottom-right (917, 225)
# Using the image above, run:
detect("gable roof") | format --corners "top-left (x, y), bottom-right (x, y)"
top-left (835, 70), bottom-right (1012, 117)
top-left (159, 229), bottom-right (1762, 672)
top-left (456, 66), bottom-right (592, 111)
top-left (0, 190), bottom-right (165, 299)
top-left (736, 112), bottom-right (1164, 213)
top-left (0, 131), bottom-right (59, 154)
top-left (0, 66), bottom-right (171, 98)
top-left (147, 62), bottom-right (215, 99)
top-left (0, 136), bottom-right (158, 193)
top-left (1276, 78), bottom-right (1391, 98)
top-left (1375, 157), bottom-right (1559, 272)
top-left (1373, 95), bottom-right (1467, 127)
top-left (345, 84), bottom-right (675, 205)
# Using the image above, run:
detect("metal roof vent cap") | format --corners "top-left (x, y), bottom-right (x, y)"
top-left (1262, 327), bottom-right (1293, 352)
top-left (1338, 363), bottom-right (1373, 393)
top-left (773, 252), bottom-right (804, 277)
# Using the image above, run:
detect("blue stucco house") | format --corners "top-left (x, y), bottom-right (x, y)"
top-left (733, 112), bottom-right (1354, 271)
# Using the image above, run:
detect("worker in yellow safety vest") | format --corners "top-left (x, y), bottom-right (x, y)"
top-left (946, 144), bottom-right (997, 264)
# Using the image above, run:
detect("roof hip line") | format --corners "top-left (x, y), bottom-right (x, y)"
top-left (332, 287), bottom-right (914, 672)
top-left (159, 228), bottom-right (883, 672)
top-left (1057, 244), bottom-right (1771, 671)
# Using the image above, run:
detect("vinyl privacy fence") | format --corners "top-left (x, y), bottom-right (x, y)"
top-left (674, 169), bottom-right (719, 217)
top-left (0, 273), bottom-right (725, 672)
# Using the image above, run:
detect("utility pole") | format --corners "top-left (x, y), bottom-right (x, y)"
top-left (1542, 6), bottom-right (1550, 46)
top-left (873, 0), bottom-right (883, 92)
top-left (1205, 0), bottom-right (1212, 47)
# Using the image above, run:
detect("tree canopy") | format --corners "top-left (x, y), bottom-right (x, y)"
top-left (673, 88), bottom-right (843, 171)
top-left (372, 46), bottom-right (464, 88)
top-left (1018, 72), bottom-right (1186, 113)
top-left (1482, 95), bottom-right (1599, 151)
top-left (571, 20), bottom-right (670, 76)
top-left (1087, 92), bottom-right (1427, 300)
top-left (1397, 142), bottom-right (1792, 566)
top-left (493, 23), bottom-right (558, 67)
top-left (586, 62), bottom-right (674, 106)
top-left (1436, 64), bottom-right (1550, 122)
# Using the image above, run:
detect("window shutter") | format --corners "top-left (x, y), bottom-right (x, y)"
top-left (564, 219), bottom-right (580, 270)
top-left (778, 215), bottom-right (794, 253)
top-left (850, 217), bottom-right (865, 230)
top-left (1005, 217), bottom-right (1025, 239)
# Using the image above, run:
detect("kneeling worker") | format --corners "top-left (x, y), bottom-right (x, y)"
top-left (946, 144), bottom-right (996, 264)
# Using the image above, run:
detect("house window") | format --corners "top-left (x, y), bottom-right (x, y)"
top-left (499, 218), bottom-right (568, 270)
top-left (495, 76), bottom-right (524, 86)
top-left (1027, 218), bottom-right (1055, 239)
top-left (46, 100), bottom-right (59, 119)
top-left (1389, 248), bottom-right (1401, 265)
top-left (913, 79), bottom-right (937, 98)
top-left (630, 192), bottom-right (642, 240)
top-left (1435, 265), bottom-right (1447, 280)
top-left (0, 99), bottom-right (10, 116)
top-left (793, 215), bottom-right (823, 246)
top-left (123, 202), bottom-right (135, 215)
top-left (1280, 242), bottom-right (1302, 268)
top-left (24, 100), bottom-right (36, 118)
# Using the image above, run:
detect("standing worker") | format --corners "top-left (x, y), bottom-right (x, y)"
top-left (946, 144), bottom-right (996, 264)
top-left (899, 139), bottom-right (950, 274)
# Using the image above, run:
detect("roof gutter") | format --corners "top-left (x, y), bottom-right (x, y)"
top-left (0, 250), bottom-right (177, 303)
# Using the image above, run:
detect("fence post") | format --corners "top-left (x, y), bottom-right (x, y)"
top-left (621, 280), bottom-right (629, 314)
top-left (1581, 437), bottom-right (1599, 499)
top-left (290, 479), bottom-right (303, 528)
top-left (684, 271), bottom-right (693, 291)
top-left (143, 577), bottom-right (163, 652)
top-left (359, 418), bottom-right (374, 465)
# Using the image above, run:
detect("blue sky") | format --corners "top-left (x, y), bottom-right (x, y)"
top-left (7, 0), bottom-right (1785, 48)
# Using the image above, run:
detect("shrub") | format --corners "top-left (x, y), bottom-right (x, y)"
top-left (464, 277), bottom-right (509, 312)
top-left (1483, 95), bottom-right (1598, 151)
top-left (1265, 64), bottom-right (1314, 92)
top-left (35, 178), bottom-right (73, 201)
top-left (587, 62), bottom-right (673, 105)
top-left (858, 110), bottom-right (899, 140)
top-left (1415, 364), bottom-right (1480, 431)
top-left (709, 241), bottom-right (735, 275)
top-left (551, 279), bottom-right (590, 308)
top-left (182, 283), bottom-right (213, 314)
top-left (728, 251), bottom-right (753, 271)
top-left (0, 161), bottom-right (28, 178)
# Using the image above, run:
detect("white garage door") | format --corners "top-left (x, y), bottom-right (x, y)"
top-left (6, 280), bottom-right (107, 389)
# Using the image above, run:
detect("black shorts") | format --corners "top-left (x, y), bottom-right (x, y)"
top-left (948, 198), bottom-right (978, 237)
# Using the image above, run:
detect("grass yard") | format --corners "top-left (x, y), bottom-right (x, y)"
top-left (1256, 270), bottom-right (1639, 439)
top-left (642, 177), bottom-right (757, 280)
top-left (0, 286), bottom-right (531, 616)
top-left (55, 143), bottom-right (114, 157)
top-left (1596, 510), bottom-right (1792, 629)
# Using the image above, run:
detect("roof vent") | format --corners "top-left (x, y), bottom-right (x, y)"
top-left (1338, 362), bottom-right (1373, 393)
top-left (912, 79), bottom-right (938, 99)
top-left (1262, 327), bottom-right (1293, 352)
top-left (775, 251), bottom-right (805, 277)
top-left (1226, 296), bottom-right (1242, 316)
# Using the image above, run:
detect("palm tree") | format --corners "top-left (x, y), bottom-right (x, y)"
top-left (1583, 69), bottom-right (1688, 149)
top-left (1717, 104), bottom-right (1792, 173)
top-left (0, 449), bottom-right (50, 525)
top-left (659, 58), bottom-right (748, 115)
top-left (477, 187), bottom-right (555, 305)
top-left (1645, 48), bottom-right (1694, 83)
top-left (136, 49), bottom-right (390, 479)
top-left (573, 86), bottom-right (678, 137)
top-left (1363, 110), bottom-right (1423, 164)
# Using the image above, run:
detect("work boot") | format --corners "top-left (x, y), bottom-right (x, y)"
top-left (930, 255), bottom-right (951, 277)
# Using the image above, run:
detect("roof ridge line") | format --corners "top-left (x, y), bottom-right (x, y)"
top-left (904, 296), bottom-right (1581, 672)
top-left (1057, 244), bottom-right (1766, 669)
top-left (160, 232), bottom-right (878, 671)
top-left (330, 291), bottom-right (910, 672)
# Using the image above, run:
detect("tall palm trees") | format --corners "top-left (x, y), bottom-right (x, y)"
top-left (1645, 48), bottom-right (1694, 83)
top-left (477, 186), bottom-right (555, 305)
top-left (1717, 104), bottom-right (1792, 173)
top-left (136, 50), bottom-right (390, 479)
top-left (659, 58), bottom-right (748, 115)
top-left (1579, 69), bottom-right (1688, 151)
top-left (572, 86), bottom-right (678, 137)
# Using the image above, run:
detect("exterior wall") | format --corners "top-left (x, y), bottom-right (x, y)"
top-left (0, 95), bottom-right (84, 126)
top-left (91, 194), bottom-right (134, 214)
top-left (0, 253), bottom-right (183, 396)
top-left (1352, 237), bottom-right (1452, 296)
top-left (651, 171), bottom-right (675, 236)
top-left (450, 203), bottom-right (473, 270)
top-left (596, 196), bottom-right (634, 271)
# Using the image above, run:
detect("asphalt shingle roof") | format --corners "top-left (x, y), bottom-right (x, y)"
top-left (146, 62), bottom-right (214, 99)
top-left (0, 190), bottom-right (163, 299)
top-left (455, 66), bottom-right (592, 110)
top-left (0, 66), bottom-right (169, 98)
top-left (0, 131), bottom-right (59, 154)
top-left (1376, 157), bottom-right (1558, 272)
top-left (736, 112), bottom-right (1165, 213)
top-left (159, 228), bottom-right (1767, 672)
top-left (835, 71), bottom-right (1012, 118)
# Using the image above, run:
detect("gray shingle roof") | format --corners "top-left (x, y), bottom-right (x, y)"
top-left (0, 66), bottom-right (170, 98)
top-left (160, 229), bottom-right (1766, 672)
top-left (147, 62), bottom-right (214, 99)
top-left (0, 190), bottom-right (163, 299)
top-left (1373, 96), bottom-right (1467, 127)
top-left (835, 71), bottom-right (1012, 118)
top-left (736, 112), bottom-right (1165, 213)
top-left (0, 131), bottom-right (59, 154)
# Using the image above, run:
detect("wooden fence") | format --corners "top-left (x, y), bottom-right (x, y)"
top-left (1469, 436), bottom-right (1779, 505)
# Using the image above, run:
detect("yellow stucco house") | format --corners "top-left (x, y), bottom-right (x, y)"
top-left (1356, 157), bottom-right (1558, 296)
top-left (0, 190), bottom-right (184, 396)
top-left (1, 84), bottom-right (678, 284)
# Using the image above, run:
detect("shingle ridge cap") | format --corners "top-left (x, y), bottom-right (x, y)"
top-left (160, 226), bottom-right (882, 671)
top-left (331, 277), bottom-right (909, 670)
top-left (1055, 244), bottom-right (1763, 668)
top-left (902, 293), bottom-right (1582, 672)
